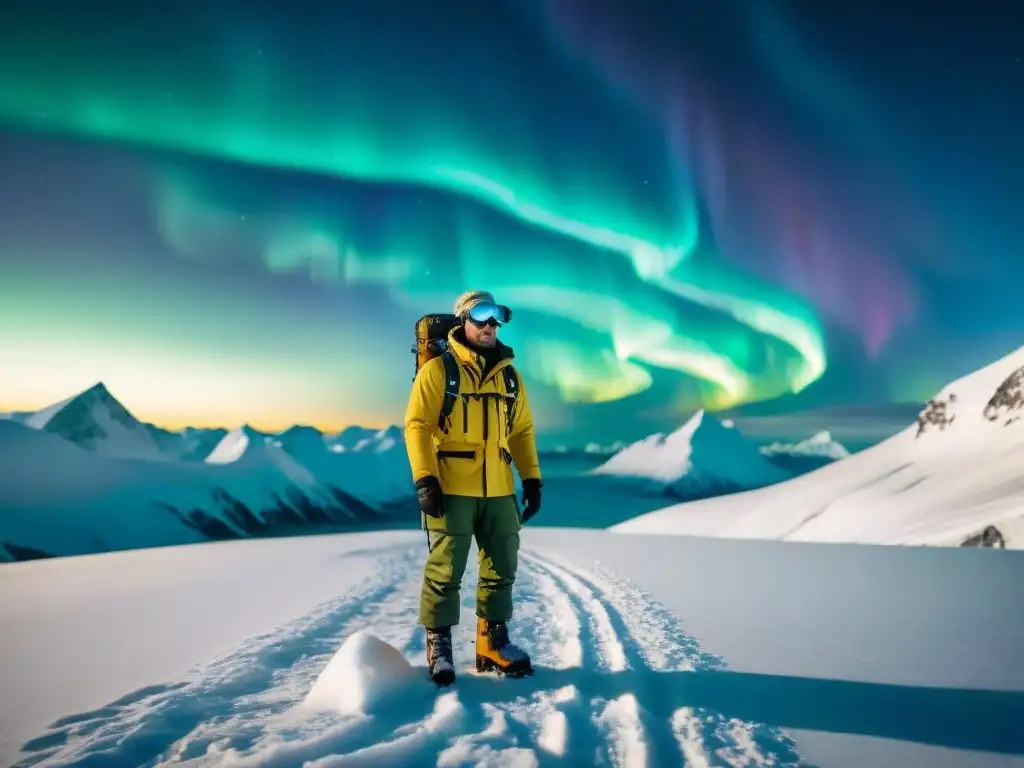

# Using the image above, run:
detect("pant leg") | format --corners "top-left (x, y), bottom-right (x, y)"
top-left (419, 494), bottom-right (476, 628)
top-left (475, 494), bottom-right (522, 622)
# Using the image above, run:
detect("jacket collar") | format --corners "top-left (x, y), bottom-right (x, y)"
top-left (448, 326), bottom-right (514, 380)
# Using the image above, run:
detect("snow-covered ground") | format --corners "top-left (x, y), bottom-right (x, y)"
top-left (2, 529), bottom-right (1022, 767)
top-left (617, 346), bottom-right (1024, 549)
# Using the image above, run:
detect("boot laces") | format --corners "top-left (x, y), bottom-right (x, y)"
top-left (487, 621), bottom-right (511, 649)
top-left (485, 620), bottom-right (528, 664)
top-left (428, 629), bottom-right (452, 658)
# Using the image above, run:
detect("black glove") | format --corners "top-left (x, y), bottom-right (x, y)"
top-left (521, 478), bottom-right (542, 523)
top-left (416, 476), bottom-right (443, 518)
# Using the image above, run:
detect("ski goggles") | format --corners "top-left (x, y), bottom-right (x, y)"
top-left (464, 300), bottom-right (512, 326)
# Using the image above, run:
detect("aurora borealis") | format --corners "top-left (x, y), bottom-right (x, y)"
top-left (1, 1), bottom-right (1022, 444)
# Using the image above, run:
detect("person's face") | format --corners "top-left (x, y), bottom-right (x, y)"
top-left (464, 315), bottom-right (498, 348)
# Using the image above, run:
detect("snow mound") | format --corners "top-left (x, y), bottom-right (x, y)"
top-left (592, 410), bottom-right (790, 494)
top-left (305, 631), bottom-right (418, 715)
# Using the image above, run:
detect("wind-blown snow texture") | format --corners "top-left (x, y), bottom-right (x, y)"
top-left (617, 346), bottom-right (1024, 548)
top-left (2, 530), bottom-right (1022, 767)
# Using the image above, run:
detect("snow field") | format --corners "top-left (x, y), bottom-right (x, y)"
top-left (14, 542), bottom-right (807, 767)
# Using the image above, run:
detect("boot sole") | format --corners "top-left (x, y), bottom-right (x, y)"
top-left (431, 668), bottom-right (456, 687)
top-left (476, 655), bottom-right (534, 678)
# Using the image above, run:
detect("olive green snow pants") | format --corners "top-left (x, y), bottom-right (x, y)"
top-left (419, 494), bottom-right (522, 629)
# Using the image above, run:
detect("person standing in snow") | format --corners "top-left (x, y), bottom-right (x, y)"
top-left (404, 289), bottom-right (543, 686)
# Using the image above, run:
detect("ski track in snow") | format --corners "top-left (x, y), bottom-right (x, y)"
top-left (14, 543), bottom-right (812, 767)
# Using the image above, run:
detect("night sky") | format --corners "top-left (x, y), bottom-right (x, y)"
top-left (1, 0), bottom-right (1021, 445)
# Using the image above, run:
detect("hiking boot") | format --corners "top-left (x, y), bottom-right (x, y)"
top-left (426, 626), bottom-right (455, 687)
top-left (475, 616), bottom-right (533, 677)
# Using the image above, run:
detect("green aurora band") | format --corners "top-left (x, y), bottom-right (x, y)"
top-left (0, 5), bottom-right (827, 409)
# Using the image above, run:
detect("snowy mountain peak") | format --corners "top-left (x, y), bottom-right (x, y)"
top-left (22, 382), bottom-right (167, 461)
top-left (655, 409), bottom-right (739, 455)
top-left (78, 381), bottom-right (112, 400)
top-left (206, 426), bottom-right (272, 464)
top-left (278, 425), bottom-right (323, 439)
top-left (326, 425), bottom-right (379, 452)
top-left (24, 382), bottom-right (113, 430)
top-left (203, 425), bottom-right (320, 486)
top-left (274, 425), bottom-right (329, 458)
top-left (323, 424), bottom-right (405, 454)
top-left (592, 409), bottom-right (791, 492)
top-left (761, 431), bottom-right (850, 460)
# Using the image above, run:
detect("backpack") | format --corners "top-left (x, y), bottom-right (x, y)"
top-left (412, 313), bottom-right (521, 436)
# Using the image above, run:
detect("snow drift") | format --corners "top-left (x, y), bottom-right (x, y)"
top-left (305, 631), bottom-right (419, 715)
top-left (615, 345), bottom-right (1024, 548)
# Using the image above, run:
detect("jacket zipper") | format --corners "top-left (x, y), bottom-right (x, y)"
top-left (482, 394), bottom-right (488, 497)
top-left (479, 363), bottom-right (506, 389)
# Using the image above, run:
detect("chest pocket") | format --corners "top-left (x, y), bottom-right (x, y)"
top-left (437, 353), bottom-right (521, 452)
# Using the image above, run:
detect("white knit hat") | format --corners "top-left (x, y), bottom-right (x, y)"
top-left (453, 289), bottom-right (495, 317)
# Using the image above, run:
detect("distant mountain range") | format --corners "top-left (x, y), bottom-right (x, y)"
top-left (0, 384), bottom-right (416, 561)
top-left (617, 345), bottom-right (1024, 549)
top-left (0, 383), bottom-right (853, 562)
top-left (592, 410), bottom-right (803, 501)
top-left (758, 431), bottom-right (850, 474)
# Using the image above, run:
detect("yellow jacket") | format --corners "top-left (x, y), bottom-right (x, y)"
top-left (405, 328), bottom-right (541, 497)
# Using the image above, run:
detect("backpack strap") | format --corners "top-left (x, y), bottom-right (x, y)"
top-left (501, 366), bottom-right (520, 437)
top-left (438, 350), bottom-right (461, 433)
